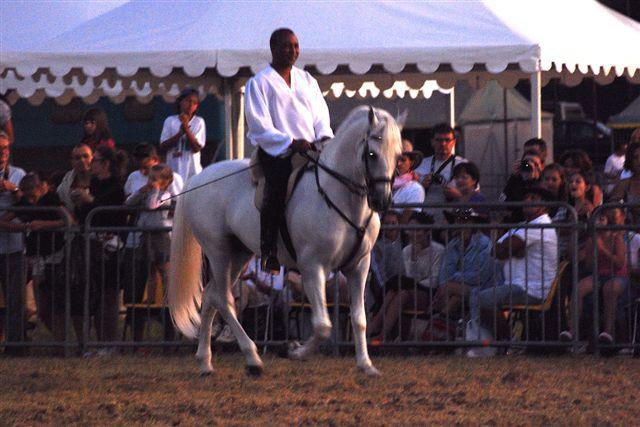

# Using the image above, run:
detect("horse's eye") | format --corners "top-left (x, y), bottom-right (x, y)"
top-left (371, 135), bottom-right (383, 141)
top-left (368, 151), bottom-right (377, 159)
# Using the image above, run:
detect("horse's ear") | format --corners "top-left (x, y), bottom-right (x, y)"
top-left (395, 109), bottom-right (408, 131)
top-left (368, 106), bottom-right (378, 128)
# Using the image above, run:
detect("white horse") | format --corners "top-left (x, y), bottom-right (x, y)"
top-left (168, 106), bottom-right (402, 377)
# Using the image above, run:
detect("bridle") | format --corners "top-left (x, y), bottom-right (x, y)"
top-left (302, 120), bottom-right (395, 268)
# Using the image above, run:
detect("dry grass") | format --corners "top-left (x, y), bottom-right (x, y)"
top-left (1, 352), bottom-right (640, 425)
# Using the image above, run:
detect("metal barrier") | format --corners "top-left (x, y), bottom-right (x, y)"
top-left (3, 201), bottom-right (640, 357)
top-left (0, 206), bottom-right (75, 355)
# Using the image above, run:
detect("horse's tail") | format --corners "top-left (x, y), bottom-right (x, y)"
top-left (167, 193), bottom-right (203, 340)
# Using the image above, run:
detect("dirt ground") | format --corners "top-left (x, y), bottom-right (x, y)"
top-left (1, 352), bottom-right (639, 425)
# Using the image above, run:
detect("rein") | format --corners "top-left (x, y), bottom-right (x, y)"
top-left (300, 127), bottom-right (393, 268)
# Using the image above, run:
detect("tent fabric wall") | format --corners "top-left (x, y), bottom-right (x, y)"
top-left (459, 81), bottom-right (553, 200)
top-left (462, 120), bottom-right (553, 201)
top-left (3, 0), bottom-right (640, 107)
top-left (608, 94), bottom-right (640, 128)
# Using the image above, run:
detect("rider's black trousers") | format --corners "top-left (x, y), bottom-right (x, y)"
top-left (258, 147), bottom-right (293, 260)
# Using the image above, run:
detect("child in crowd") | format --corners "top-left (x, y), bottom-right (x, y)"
top-left (562, 208), bottom-right (627, 344)
top-left (80, 108), bottom-right (115, 150)
top-left (0, 173), bottom-right (76, 342)
top-left (125, 163), bottom-right (173, 301)
top-left (560, 149), bottom-right (603, 206)
top-left (159, 88), bottom-right (206, 183)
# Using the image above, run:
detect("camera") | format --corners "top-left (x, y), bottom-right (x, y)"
top-left (432, 174), bottom-right (444, 185)
top-left (520, 159), bottom-right (532, 172)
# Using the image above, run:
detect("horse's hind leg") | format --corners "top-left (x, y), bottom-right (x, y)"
top-left (202, 249), bottom-right (263, 375)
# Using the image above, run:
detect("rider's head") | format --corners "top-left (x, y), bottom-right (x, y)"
top-left (270, 28), bottom-right (299, 69)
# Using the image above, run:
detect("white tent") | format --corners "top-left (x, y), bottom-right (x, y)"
top-left (459, 80), bottom-right (554, 200)
top-left (2, 0), bottom-right (640, 159)
top-left (608, 94), bottom-right (640, 129)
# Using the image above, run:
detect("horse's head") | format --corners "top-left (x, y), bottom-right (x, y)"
top-left (358, 106), bottom-right (403, 212)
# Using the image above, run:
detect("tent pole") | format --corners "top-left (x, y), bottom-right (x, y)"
top-left (503, 87), bottom-right (509, 178)
top-left (449, 86), bottom-right (456, 128)
top-left (235, 85), bottom-right (245, 159)
top-left (223, 79), bottom-right (234, 160)
top-left (530, 70), bottom-right (542, 138)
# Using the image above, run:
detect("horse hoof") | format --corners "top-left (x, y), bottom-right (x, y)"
top-left (246, 365), bottom-right (263, 377)
top-left (200, 370), bottom-right (214, 378)
top-left (287, 341), bottom-right (307, 360)
top-left (359, 365), bottom-right (382, 377)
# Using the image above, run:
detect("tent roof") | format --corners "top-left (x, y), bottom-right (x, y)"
top-left (608, 94), bottom-right (640, 128)
top-left (2, 0), bottom-right (640, 105)
top-left (459, 80), bottom-right (553, 124)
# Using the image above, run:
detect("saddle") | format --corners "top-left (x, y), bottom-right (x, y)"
top-left (250, 149), bottom-right (319, 262)
top-left (250, 149), bottom-right (318, 211)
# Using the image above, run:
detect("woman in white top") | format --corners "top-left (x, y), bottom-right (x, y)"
top-left (392, 140), bottom-right (425, 224)
top-left (159, 88), bottom-right (206, 183)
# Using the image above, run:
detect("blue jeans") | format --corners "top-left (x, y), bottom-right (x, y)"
top-left (470, 284), bottom-right (542, 326)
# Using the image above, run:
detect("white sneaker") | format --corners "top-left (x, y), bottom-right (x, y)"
top-left (216, 325), bottom-right (236, 343)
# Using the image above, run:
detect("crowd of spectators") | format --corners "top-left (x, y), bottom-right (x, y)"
top-left (2, 89), bottom-right (640, 357)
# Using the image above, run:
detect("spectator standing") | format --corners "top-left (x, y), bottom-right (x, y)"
top-left (72, 146), bottom-right (127, 351)
top-left (160, 88), bottom-right (206, 183)
top-left (0, 97), bottom-right (14, 144)
top-left (123, 163), bottom-right (174, 343)
top-left (391, 140), bottom-right (424, 224)
top-left (0, 131), bottom-right (26, 354)
top-left (124, 143), bottom-right (183, 201)
top-left (80, 108), bottom-right (115, 150)
top-left (57, 144), bottom-right (93, 212)
top-left (0, 174), bottom-right (74, 343)
top-left (415, 124), bottom-right (467, 220)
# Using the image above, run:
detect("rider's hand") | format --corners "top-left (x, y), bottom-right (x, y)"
top-left (291, 139), bottom-right (312, 153)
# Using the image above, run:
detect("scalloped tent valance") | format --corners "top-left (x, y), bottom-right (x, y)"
top-left (2, 0), bottom-right (640, 158)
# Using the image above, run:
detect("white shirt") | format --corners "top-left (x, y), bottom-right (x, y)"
top-left (160, 115), bottom-right (206, 183)
top-left (245, 65), bottom-right (333, 157)
top-left (498, 213), bottom-right (558, 300)
top-left (392, 181), bottom-right (425, 213)
top-left (605, 153), bottom-right (626, 193)
top-left (605, 153), bottom-right (625, 176)
top-left (626, 232), bottom-right (640, 269)
top-left (402, 241), bottom-right (444, 288)
top-left (0, 165), bottom-right (26, 254)
top-left (124, 170), bottom-right (184, 198)
top-left (123, 169), bottom-right (184, 248)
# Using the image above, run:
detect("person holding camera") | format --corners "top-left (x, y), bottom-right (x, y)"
top-left (415, 123), bottom-right (467, 222)
top-left (500, 150), bottom-right (544, 223)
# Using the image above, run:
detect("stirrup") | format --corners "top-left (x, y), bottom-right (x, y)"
top-left (261, 256), bottom-right (280, 275)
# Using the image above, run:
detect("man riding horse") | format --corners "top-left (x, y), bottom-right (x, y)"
top-left (245, 28), bottom-right (334, 274)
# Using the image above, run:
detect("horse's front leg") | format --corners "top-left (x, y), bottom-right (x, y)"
top-left (345, 254), bottom-right (380, 376)
top-left (289, 264), bottom-right (331, 360)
